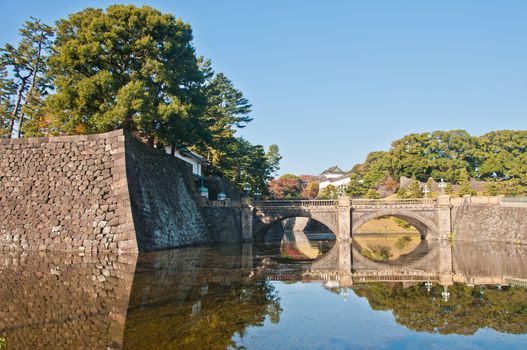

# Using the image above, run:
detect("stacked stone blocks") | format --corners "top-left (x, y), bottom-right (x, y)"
top-left (0, 130), bottom-right (138, 253)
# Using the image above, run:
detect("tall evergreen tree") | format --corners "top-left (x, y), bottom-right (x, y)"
top-left (46, 5), bottom-right (207, 145)
top-left (0, 17), bottom-right (53, 137)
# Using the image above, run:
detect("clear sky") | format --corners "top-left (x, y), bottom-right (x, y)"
top-left (1, 0), bottom-right (526, 175)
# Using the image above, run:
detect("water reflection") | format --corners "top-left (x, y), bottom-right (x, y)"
top-left (353, 232), bottom-right (422, 262)
top-left (0, 252), bottom-right (137, 349)
top-left (1, 241), bottom-right (527, 349)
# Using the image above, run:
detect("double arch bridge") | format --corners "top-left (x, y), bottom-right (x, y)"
top-left (241, 196), bottom-right (452, 242)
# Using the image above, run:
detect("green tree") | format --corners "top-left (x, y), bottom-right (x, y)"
top-left (318, 184), bottom-right (337, 199)
top-left (457, 169), bottom-right (476, 196)
top-left (426, 177), bottom-right (434, 195)
top-left (265, 144), bottom-right (282, 177)
top-left (364, 188), bottom-right (380, 199)
top-left (47, 5), bottom-right (207, 145)
top-left (484, 181), bottom-right (499, 196)
top-left (396, 187), bottom-right (409, 199)
top-left (0, 62), bottom-right (15, 137)
top-left (0, 17), bottom-right (53, 137)
top-left (345, 173), bottom-right (369, 197)
top-left (195, 72), bottom-right (252, 171)
top-left (407, 178), bottom-right (423, 198)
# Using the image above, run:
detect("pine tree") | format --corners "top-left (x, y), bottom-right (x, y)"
top-left (408, 178), bottom-right (423, 198)
top-left (364, 188), bottom-right (381, 199)
top-left (0, 17), bottom-right (53, 137)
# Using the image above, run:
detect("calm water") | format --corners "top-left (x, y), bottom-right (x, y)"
top-left (1, 239), bottom-right (527, 349)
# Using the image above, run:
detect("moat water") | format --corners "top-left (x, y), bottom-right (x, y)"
top-left (1, 237), bottom-right (527, 349)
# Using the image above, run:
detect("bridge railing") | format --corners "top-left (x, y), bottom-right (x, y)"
top-left (254, 198), bottom-right (437, 207)
top-left (502, 196), bottom-right (527, 203)
top-left (351, 198), bottom-right (437, 206)
top-left (254, 199), bottom-right (338, 207)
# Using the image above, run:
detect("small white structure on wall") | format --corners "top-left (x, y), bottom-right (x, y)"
top-left (164, 145), bottom-right (209, 177)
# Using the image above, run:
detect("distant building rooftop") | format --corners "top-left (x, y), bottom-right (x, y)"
top-left (321, 166), bottom-right (346, 176)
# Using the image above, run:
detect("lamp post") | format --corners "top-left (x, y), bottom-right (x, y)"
top-left (441, 285), bottom-right (450, 302)
top-left (422, 184), bottom-right (430, 198)
top-left (243, 182), bottom-right (251, 197)
top-left (424, 281), bottom-right (433, 293)
top-left (438, 178), bottom-right (446, 194)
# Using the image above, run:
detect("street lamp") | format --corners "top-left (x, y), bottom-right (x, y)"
top-left (438, 178), bottom-right (446, 194)
top-left (441, 285), bottom-right (450, 302)
top-left (243, 182), bottom-right (251, 196)
top-left (424, 281), bottom-right (433, 293)
top-left (422, 184), bottom-right (430, 198)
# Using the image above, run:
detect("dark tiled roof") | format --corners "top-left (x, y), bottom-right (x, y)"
top-left (321, 165), bottom-right (345, 175)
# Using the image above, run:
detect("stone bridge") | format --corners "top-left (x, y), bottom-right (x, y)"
top-left (242, 196), bottom-right (452, 242)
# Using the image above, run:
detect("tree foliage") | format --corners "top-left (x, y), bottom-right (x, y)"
top-left (354, 283), bottom-right (527, 335)
top-left (348, 130), bottom-right (527, 196)
top-left (268, 174), bottom-right (303, 199)
top-left (0, 17), bottom-right (53, 137)
top-left (1, 5), bottom-right (281, 193)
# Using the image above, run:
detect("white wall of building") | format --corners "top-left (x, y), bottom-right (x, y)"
top-left (319, 176), bottom-right (350, 190)
top-left (164, 146), bottom-right (203, 176)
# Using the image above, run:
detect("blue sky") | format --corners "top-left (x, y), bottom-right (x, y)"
top-left (1, 1), bottom-right (526, 175)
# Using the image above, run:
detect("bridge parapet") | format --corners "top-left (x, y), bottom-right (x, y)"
top-left (254, 199), bottom-right (338, 208)
top-left (351, 198), bottom-right (437, 208)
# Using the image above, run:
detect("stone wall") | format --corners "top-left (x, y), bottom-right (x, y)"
top-left (452, 203), bottom-right (527, 244)
top-left (0, 252), bottom-right (137, 349)
top-left (0, 130), bottom-right (211, 253)
top-left (200, 206), bottom-right (242, 242)
top-left (0, 130), bottom-right (137, 253)
top-left (125, 137), bottom-right (210, 250)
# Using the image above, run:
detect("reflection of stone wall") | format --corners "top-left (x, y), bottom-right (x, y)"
top-left (0, 252), bottom-right (137, 349)
top-left (452, 204), bottom-right (527, 244)
top-left (453, 241), bottom-right (527, 280)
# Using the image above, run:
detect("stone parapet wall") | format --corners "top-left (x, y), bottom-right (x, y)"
top-left (0, 130), bottom-right (137, 253)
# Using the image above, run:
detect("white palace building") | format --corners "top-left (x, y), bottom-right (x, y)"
top-left (318, 166), bottom-right (351, 191)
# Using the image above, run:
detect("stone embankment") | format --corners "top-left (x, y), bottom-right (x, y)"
top-left (451, 196), bottom-right (527, 243)
top-left (0, 130), bottom-right (209, 253)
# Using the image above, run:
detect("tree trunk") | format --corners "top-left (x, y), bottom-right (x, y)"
top-left (18, 42), bottom-right (42, 138)
top-left (9, 77), bottom-right (28, 138)
top-left (170, 144), bottom-right (176, 155)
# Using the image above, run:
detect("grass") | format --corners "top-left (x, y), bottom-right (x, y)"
top-left (356, 216), bottom-right (419, 234)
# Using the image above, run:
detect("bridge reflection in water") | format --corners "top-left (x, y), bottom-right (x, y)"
top-left (1, 241), bottom-right (527, 349)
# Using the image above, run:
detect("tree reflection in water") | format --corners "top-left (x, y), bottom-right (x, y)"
top-left (1, 241), bottom-right (527, 349)
top-left (353, 282), bottom-right (527, 335)
top-left (123, 247), bottom-right (282, 350)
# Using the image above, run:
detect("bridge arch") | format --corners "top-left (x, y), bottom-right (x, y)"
top-left (351, 209), bottom-right (438, 239)
top-left (253, 209), bottom-right (338, 242)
